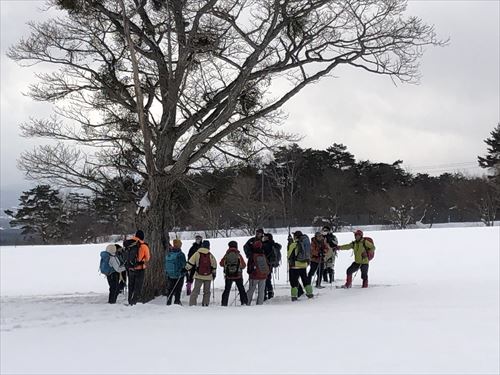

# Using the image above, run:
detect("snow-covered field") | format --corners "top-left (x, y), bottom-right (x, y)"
top-left (1, 227), bottom-right (499, 374)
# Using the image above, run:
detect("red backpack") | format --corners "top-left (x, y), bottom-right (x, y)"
top-left (363, 237), bottom-right (375, 260)
top-left (197, 252), bottom-right (213, 276)
top-left (251, 253), bottom-right (270, 279)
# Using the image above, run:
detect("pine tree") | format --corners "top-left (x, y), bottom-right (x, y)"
top-left (4, 185), bottom-right (67, 244)
top-left (478, 123), bottom-right (500, 178)
top-left (477, 123), bottom-right (500, 225)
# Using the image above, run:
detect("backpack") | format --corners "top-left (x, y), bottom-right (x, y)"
top-left (122, 239), bottom-right (141, 269)
top-left (363, 237), bottom-right (375, 260)
top-left (99, 251), bottom-right (115, 276)
top-left (296, 234), bottom-right (311, 262)
top-left (197, 252), bottom-right (213, 276)
top-left (252, 253), bottom-right (270, 279)
top-left (268, 243), bottom-right (282, 267)
top-left (326, 233), bottom-right (338, 248)
top-left (165, 251), bottom-right (184, 278)
top-left (224, 251), bottom-right (241, 277)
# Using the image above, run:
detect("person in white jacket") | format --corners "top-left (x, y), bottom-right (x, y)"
top-left (104, 244), bottom-right (126, 304)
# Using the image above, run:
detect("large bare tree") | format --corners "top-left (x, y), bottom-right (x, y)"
top-left (8, 0), bottom-right (443, 300)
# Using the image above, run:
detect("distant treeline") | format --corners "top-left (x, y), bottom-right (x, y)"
top-left (4, 143), bottom-right (498, 245)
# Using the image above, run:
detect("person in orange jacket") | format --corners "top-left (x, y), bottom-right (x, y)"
top-left (126, 230), bottom-right (151, 305)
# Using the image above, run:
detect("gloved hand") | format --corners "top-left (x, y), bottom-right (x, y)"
top-left (361, 252), bottom-right (367, 258)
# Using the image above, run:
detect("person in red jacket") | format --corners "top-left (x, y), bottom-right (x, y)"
top-left (246, 240), bottom-right (270, 305)
top-left (219, 241), bottom-right (248, 306)
top-left (126, 230), bottom-right (151, 305)
top-left (308, 232), bottom-right (331, 288)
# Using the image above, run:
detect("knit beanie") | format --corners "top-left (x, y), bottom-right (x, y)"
top-left (228, 240), bottom-right (238, 248)
top-left (135, 230), bottom-right (145, 240)
top-left (202, 240), bottom-right (210, 249)
top-left (106, 244), bottom-right (117, 254)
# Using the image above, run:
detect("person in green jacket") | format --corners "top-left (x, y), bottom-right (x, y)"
top-left (337, 229), bottom-right (375, 288)
top-left (288, 231), bottom-right (314, 301)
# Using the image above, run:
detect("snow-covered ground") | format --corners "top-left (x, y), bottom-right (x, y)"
top-left (1, 227), bottom-right (499, 374)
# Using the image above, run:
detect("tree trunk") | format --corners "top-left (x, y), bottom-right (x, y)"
top-left (140, 176), bottom-right (174, 302)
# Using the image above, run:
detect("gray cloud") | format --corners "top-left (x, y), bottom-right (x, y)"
top-left (1, 0), bottom-right (499, 207)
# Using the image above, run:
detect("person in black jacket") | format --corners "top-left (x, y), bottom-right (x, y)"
top-left (186, 234), bottom-right (203, 295)
top-left (243, 228), bottom-right (264, 258)
top-left (262, 233), bottom-right (281, 300)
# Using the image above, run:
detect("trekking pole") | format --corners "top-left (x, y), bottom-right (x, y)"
top-left (212, 280), bottom-right (215, 303)
top-left (166, 277), bottom-right (184, 304)
top-left (230, 279), bottom-right (249, 306)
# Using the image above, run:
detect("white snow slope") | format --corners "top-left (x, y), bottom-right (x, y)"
top-left (1, 227), bottom-right (499, 375)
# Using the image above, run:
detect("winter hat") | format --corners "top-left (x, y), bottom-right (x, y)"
top-left (293, 230), bottom-right (303, 238)
top-left (256, 228), bottom-right (264, 235)
top-left (264, 233), bottom-right (273, 241)
top-left (228, 240), bottom-right (238, 249)
top-left (202, 240), bottom-right (210, 249)
top-left (315, 231), bottom-right (323, 238)
top-left (106, 244), bottom-right (117, 254)
top-left (195, 233), bottom-right (202, 239)
top-left (354, 229), bottom-right (363, 237)
top-left (135, 230), bottom-right (145, 240)
top-left (173, 239), bottom-right (182, 248)
top-left (322, 226), bottom-right (331, 232)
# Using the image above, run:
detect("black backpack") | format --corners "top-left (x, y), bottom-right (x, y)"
top-left (268, 242), bottom-right (282, 267)
top-left (122, 239), bottom-right (141, 269)
top-left (224, 251), bottom-right (241, 277)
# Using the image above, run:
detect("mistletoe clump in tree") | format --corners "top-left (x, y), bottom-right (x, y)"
top-left (8, 0), bottom-right (444, 300)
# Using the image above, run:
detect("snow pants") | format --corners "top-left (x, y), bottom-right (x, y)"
top-left (106, 272), bottom-right (120, 304)
top-left (190, 279), bottom-right (212, 306)
top-left (308, 261), bottom-right (325, 287)
top-left (289, 268), bottom-right (313, 298)
top-left (323, 267), bottom-right (334, 283)
top-left (221, 278), bottom-right (248, 306)
top-left (166, 276), bottom-right (184, 305)
top-left (265, 272), bottom-right (274, 299)
top-left (247, 279), bottom-right (266, 305)
top-left (346, 262), bottom-right (369, 281)
top-left (128, 269), bottom-right (145, 305)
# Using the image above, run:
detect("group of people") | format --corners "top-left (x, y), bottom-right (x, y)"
top-left (99, 226), bottom-right (375, 306)
top-left (99, 230), bottom-right (151, 305)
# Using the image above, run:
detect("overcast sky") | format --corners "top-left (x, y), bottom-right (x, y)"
top-left (1, 0), bottom-right (499, 208)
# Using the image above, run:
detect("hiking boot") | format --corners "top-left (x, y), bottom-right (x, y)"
top-left (342, 274), bottom-right (352, 289)
top-left (362, 279), bottom-right (368, 288)
top-left (297, 286), bottom-right (304, 298)
top-left (306, 293), bottom-right (314, 299)
top-left (291, 297), bottom-right (298, 302)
